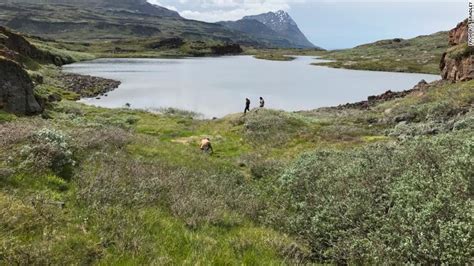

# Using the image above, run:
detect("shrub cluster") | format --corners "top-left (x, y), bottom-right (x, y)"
top-left (279, 134), bottom-right (473, 264)
top-left (20, 128), bottom-right (75, 178)
top-left (244, 110), bottom-right (306, 146)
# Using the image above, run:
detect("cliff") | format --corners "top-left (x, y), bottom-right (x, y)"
top-left (0, 27), bottom-right (54, 115)
top-left (440, 19), bottom-right (474, 82)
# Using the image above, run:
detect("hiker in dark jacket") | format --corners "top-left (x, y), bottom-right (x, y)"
top-left (244, 98), bottom-right (251, 114)
top-left (259, 97), bottom-right (265, 108)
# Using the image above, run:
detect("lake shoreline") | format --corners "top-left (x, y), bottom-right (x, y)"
top-left (63, 56), bottom-right (440, 118)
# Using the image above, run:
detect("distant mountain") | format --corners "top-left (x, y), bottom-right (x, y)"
top-left (0, 1), bottom-right (320, 49)
top-left (220, 10), bottom-right (319, 49)
top-left (218, 19), bottom-right (300, 48)
top-left (0, 0), bottom-right (258, 44)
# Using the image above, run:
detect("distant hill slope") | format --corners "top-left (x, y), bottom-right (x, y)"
top-left (315, 31), bottom-right (449, 74)
top-left (0, 0), bottom-right (262, 46)
top-left (3, 0), bottom-right (181, 18)
top-left (0, 1), bottom-right (317, 49)
top-left (220, 10), bottom-right (319, 49)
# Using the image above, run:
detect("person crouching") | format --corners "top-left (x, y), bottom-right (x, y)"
top-left (200, 137), bottom-right (213, 155)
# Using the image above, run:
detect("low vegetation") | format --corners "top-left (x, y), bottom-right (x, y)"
top-left (1, 21), bottom-right (473, 263)
top-left (254, 53), bottom-right (296, 61)
top-left (314, 31), bottom-right (449, 74)
top-left (1, 75), bottom-right (473, 263)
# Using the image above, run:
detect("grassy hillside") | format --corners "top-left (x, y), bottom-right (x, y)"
top-left (314, 31), bottom-right (449, 74)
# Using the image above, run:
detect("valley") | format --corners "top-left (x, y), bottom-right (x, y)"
top-left (0, 1), bottom-right (473, 265)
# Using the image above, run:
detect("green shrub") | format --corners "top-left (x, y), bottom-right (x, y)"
top-left (279, 134), bottom-right (473, 264)
top-left (239, 153), bottom-right (284, 180)
top-left (453, 114), bottom-right (474, 131)
top-left (0, 111), bottom-right (16, 123)
top-left (388, 121), bottom-right (449, 139)
top-left (244, 110), bottom-right (306, 146)
top-left (20, 128), bottom-right (75, 178)
top-left (155, 107), bottom-right (202, 119)
top-left (447, 43), bottom-right (474, 60)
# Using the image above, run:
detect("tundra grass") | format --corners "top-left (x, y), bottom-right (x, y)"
top-left (314, 31), bottom-right (449, 74)
top-left (1, 79), bottom-right (473, 264)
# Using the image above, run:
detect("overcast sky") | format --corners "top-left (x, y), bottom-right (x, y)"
top-left (148, 0), bottom-right (468, 49)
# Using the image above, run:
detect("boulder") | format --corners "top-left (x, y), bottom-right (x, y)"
top-left (0, 57), bottom-right (42, 115)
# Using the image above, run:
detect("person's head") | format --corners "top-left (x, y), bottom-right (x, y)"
top-left (260, 97), bottom-right (263, 100)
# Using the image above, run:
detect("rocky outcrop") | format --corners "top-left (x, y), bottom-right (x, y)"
top-left (0, 57), bottom-right (42, 115)
top-left (440, 19), bottom-right (474, 82)
top-left (448, 20), bottom-right (468, 46)
top-left (59, 73), bottom-right (121, 98)
top-left (0, 26), bottom-right (70, 66)
top-left (336, 79), bottom-right (436, 110)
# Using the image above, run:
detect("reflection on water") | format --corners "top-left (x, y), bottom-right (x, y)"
top-left (63, 56), bottom-right (439, 118)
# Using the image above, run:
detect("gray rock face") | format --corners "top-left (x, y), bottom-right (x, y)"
top-left (243, 11), bottom-right (317, 49)
top-left (0, 58), bottom-right (42, 115)
top-left (220, 10), bottom-right (320, 49)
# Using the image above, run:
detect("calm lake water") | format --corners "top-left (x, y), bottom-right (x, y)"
top-left (64, 56), bottom-right (439, 118)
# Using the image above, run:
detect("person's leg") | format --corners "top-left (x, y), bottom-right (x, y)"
top-left (208, 144), bottom-right (213, 154)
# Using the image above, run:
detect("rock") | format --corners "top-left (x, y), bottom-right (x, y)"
top-left (335, 79), bottom-right (435, 110)
top-left (440, 19), bottom-right (474, 82)
top-left (449, 20), bottom-right (469, 46)
top-left (418, 79), bottom-right (427, 85)
top-left (440, 51), bottom-right (474, 82)
top-left (59, 73), bottom-right (121, 98)
top-left (0, 57), bottom-right (42, 115)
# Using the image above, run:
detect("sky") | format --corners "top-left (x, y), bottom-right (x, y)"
top-left (148, 0), bottom-right (468, 49)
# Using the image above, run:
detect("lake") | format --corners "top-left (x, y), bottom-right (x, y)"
top-left (63, 56), bottom-right (439, 118)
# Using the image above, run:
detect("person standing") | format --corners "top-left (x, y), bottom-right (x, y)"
top-left (259, 97), bottom-right (265, 108)
top-left (244, 98), bottom-right (251, 114)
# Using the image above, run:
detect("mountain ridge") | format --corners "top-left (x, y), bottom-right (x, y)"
top-left (239, 10), bottom-right (317, 49)
top-left (3, 0), bottom-right (182, 18)
top-left (0, 1), bottom-right (320, 49)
